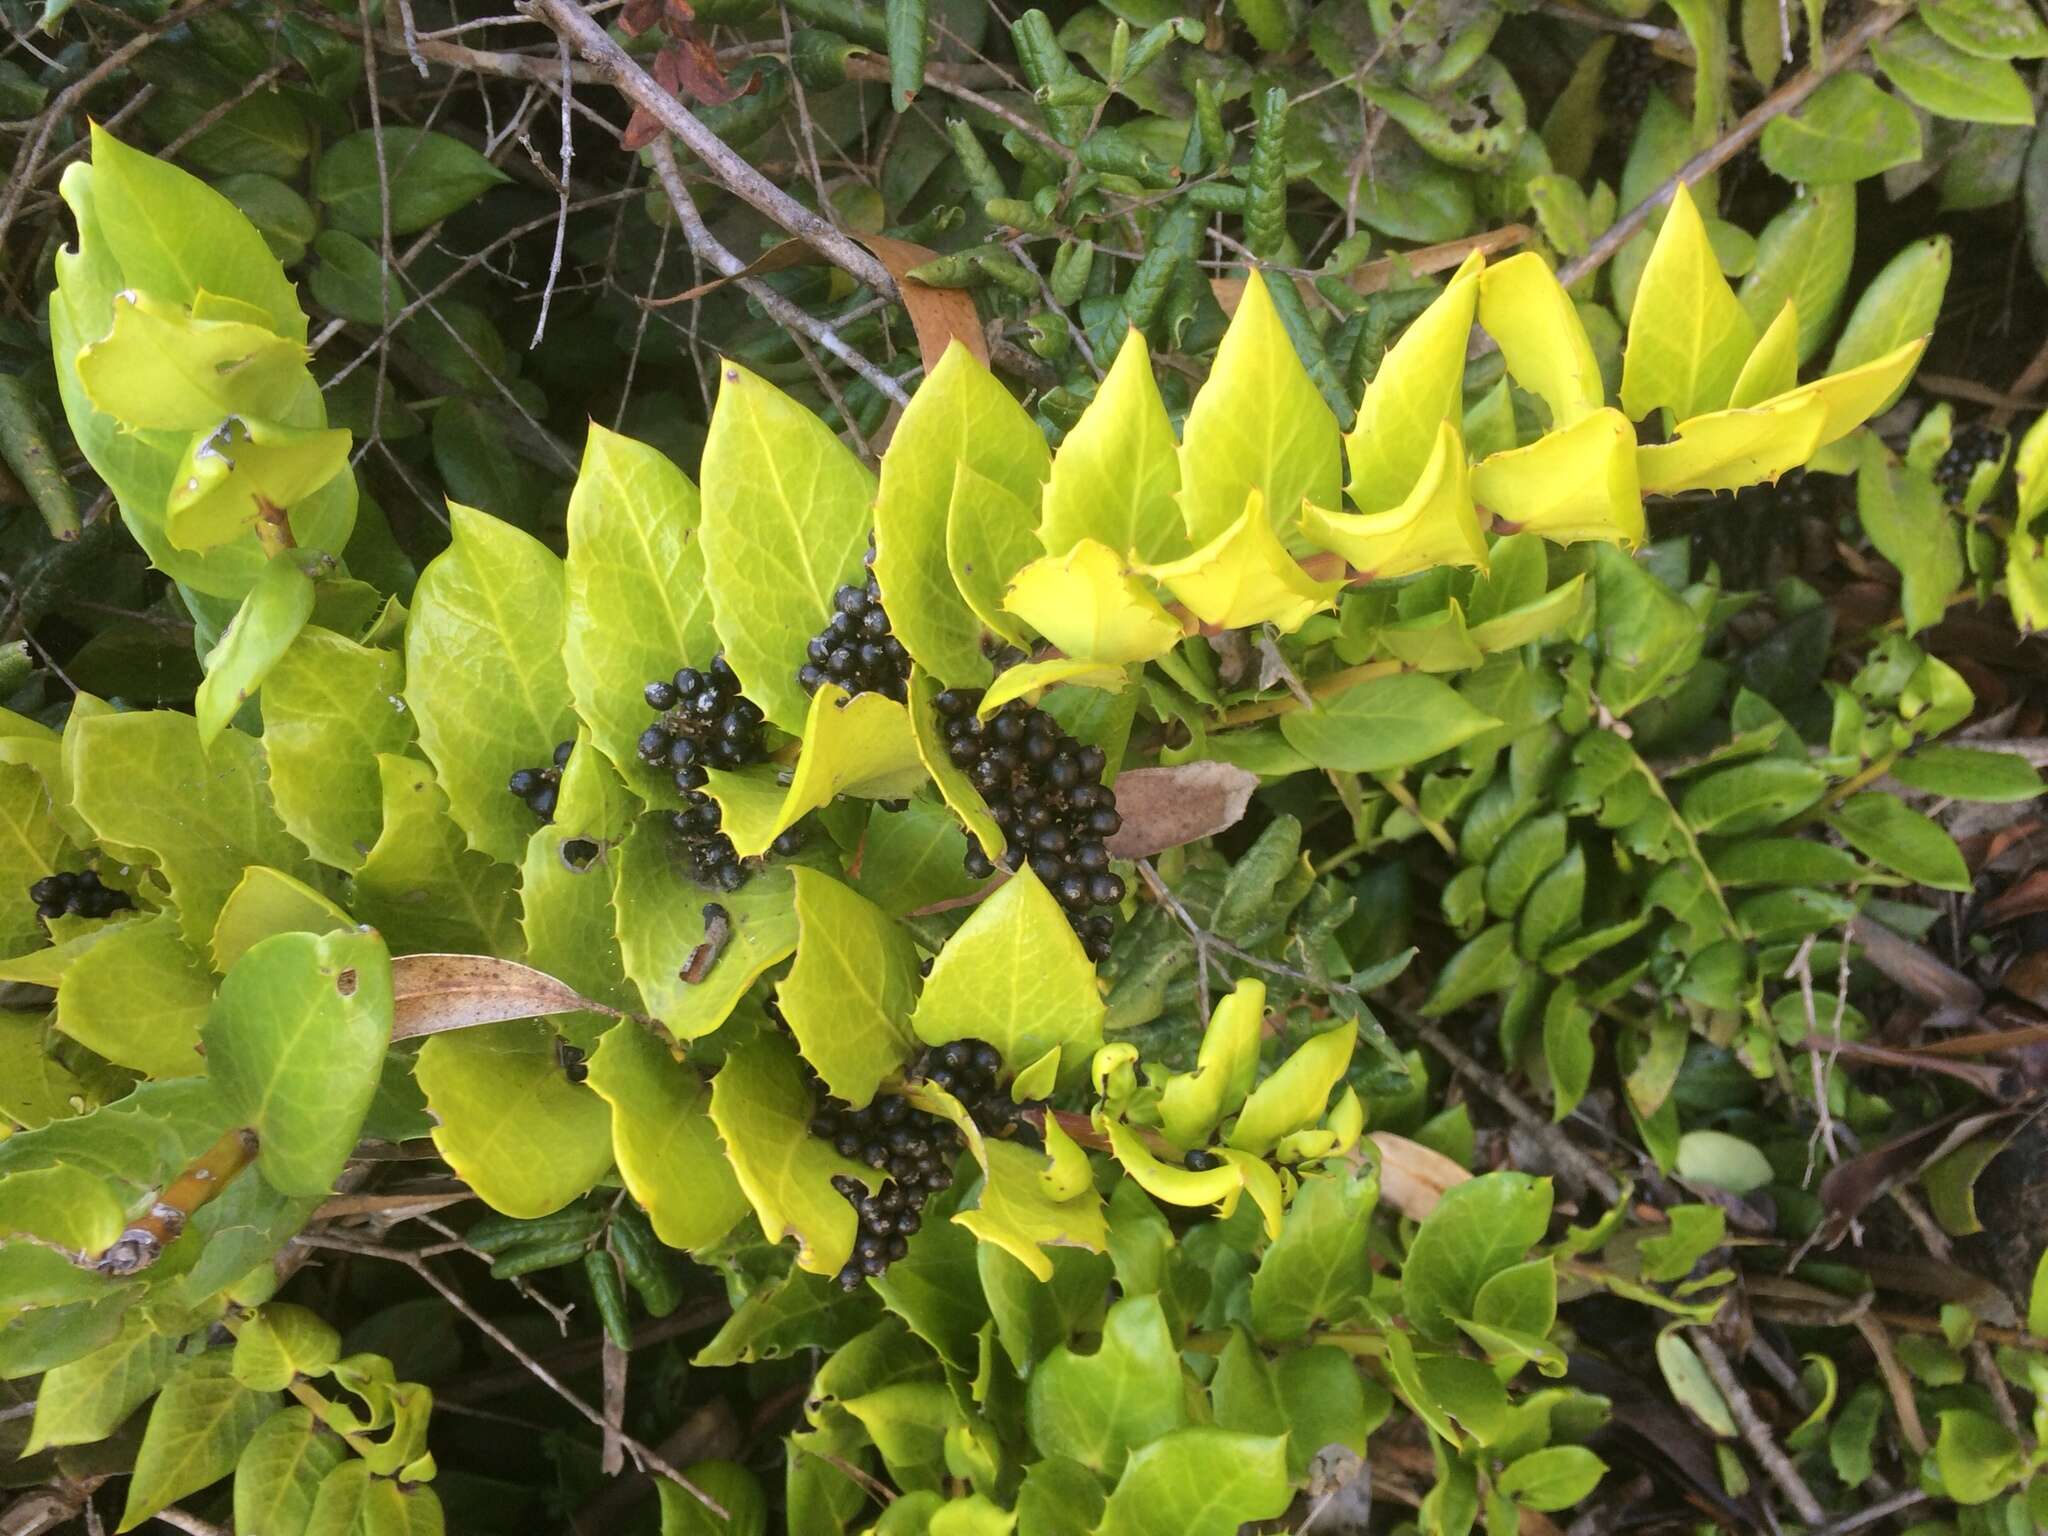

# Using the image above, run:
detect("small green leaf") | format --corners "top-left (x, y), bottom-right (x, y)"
top-left (1760, 73), bottom-right (1923, 184)
top-left (53, 912), bottom-right (211, 1078)
top-left (1157, 977), bottom-right (1264, 1147)
top-left (1420, 922), bottom-right (1521, 1014)
top-left (165, 417), bottom-right (352, 554)
top-left (24, 1310), bottom-right (177, 1452)
top-left (874, 342), bottom-right (1049, 686)
top-left (1825, 792), bottom-right (1970, 890)
top-left (778, 868), bottom-right (922, 1106)
top-left (1278, 672), bottom-right (1498, 772)
top-left (1024, 1294), bottom-right (1187, 1475)
top-left (233, 1407), bottom-right (349, 1536)
top-left (564, 425), bottom-right (717, 808)
top-left (946, 460), bottom-right (1041, 649)
top-left (1890, 745), bottom-right (2045, 801)
top-left (1934, 1408), bottom-right (2025, 1503)
top-left (1922, 0), bottom-right (2048, 57)
top-left (710, 687), bottom-right (927, 857)
top-left (261, 626), bottom-right (413, 872)
top-left (1874, 19), bottom-right (2036, 125)
top-left (1737, 185), bottom-right (1856, 362)
top-left (1639, 1204), bottom-right (1727, 1282)
top-left (1094, 1427), bottom-right (1290, 1536)
top-left (1673, 1129), bottom-right (1774, 1193)
top-left (405, 504), bottom-right (574, 864)
top-left (1402, 1170), bottom-right (1553, 1343)
top-left (1856, 437), bottom-right (1964, 635)
top-left (231, 1304), bottom-right (341, 1391)
top-left (1496, 1445), bottom-right (1608, 1511)
top-left (584, 1019), bottom-right (749, 1253)
top-left (314, 127), bottom-right (510, 236)
top-left (700, 362), bottom-right (877, 733)
top-left (658, 1461), bottom-right (770, 1536)
top-left (75, 291), bottom-right (311, 431)
top-left (415, 1019), bottom-right (614, 1218)
top-left (1178, 269), bottom-right (1341, 544)
top-left (1249, 1166), bottom-right (1378, 1342)
top-left (1829, 237), bottom-right (1951, 395)
top-left (118, 1351), bottom-right (275, 1532)
top-left (196, 553), bottom-right (314, 747)
top-left (911, 868), bottom-right (1104, 1086)
top-left (205, 928), bottom-right (392, 1196)
top-left (708, 1033), bottom-right (874, 1278)
top-left (1040, 328), bottom-right (1185, 563)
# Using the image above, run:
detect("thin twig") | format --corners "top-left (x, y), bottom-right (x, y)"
top-left (149, 1508), bottom-right (230, 1536)
top-left (530, 34), bottom-right (575, 347)
top-left (524, 0), bottom-right (898, 297)
top-left (1555, 5), bottom-right (1908, 290)
top-left (1689, 1331), bottom-right (1828, 1526)
top-left (646, 141), bottom-right (908, 409)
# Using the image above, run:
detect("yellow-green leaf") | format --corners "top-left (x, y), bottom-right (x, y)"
top-left (25, 1310), bottom-right (179, 1453)
top-left (1728, 300), bottom-right (1802, 409)
top-left (1635, 391), bottom-right (1828, 495)
top-left (1177, 268), bottom-right (1341, 544)
top-left (1105, 1118), bottom-right (1243, 1207)
top-left (1773, 336), bottom-right (1931, 449)
top-left (1620, 182), bottom-right (1757, 423)
top-left (946, 460), bottom-right (1040, 649)
top-left (1346, 251), bottom-right (1483, 511)
top-left (1471, 408), bottom-right (1644, 545)
top-left (1003, 539), bottom-right (1183, 665)
top-left (777, 868), bottom-right (922, 1106)
top-left (165, 417), bottom-right (351, 553)
top-left (584, 1018), bottom-right (749, 1252)
top-left (1040, 328), bottom-right (1185, 563)
top-left (710, 686), bottom-right (926, 858)
top-left (953, 1137), bottom-right (1109, 1282)
top-left (260, 625), bottom-right (413, 873)
top-left (1228, 1022), bottom-right (1357, 1155)
top-left (1302, 421), bottom-right (1488, 578)
top-left (74, 290), bottom-right (310, 431)
top-left (118, 1351), bottom-right (275, 1533)
top-left (1474, 252), bottom-right (1606, 429)
top-left (977, 658), bottom-right (1130, 717)
top-left (211, 864), bottom-right (352, 972)
top-left (415, 1018), bottom-right (614, 1218)
top-left (196, 553), bottom-right (315, 746)
top-left (909, 667), bottom-right (1005, 861)
top-left (911, 868), bottom-right (1104, 1086)
top-left (352, 753), bottom-right (521, 957)
top-left (1140, 490), bottom-right (1342, 633)
top-left (1156, 978), bottom-right (1265, 1148)
top-left (231, 1304), bottom-right (340, 1391)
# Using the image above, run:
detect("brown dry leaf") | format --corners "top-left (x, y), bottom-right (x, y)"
top-left (855, 231), bottom-right (988, 371)
top-left (1370, 1132), bottom-right (1470, 1222)
top-left (671, 33), bottom-right (747, 106)
top-left (389, 952), bottom-right (624, 1040)
top-left (1103, 762), bottom-right (1261, 861)
top-left (1983, 866), bottom-right (2048, 925)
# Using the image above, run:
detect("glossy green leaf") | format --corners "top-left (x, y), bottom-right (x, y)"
top-left (68, 709), bottom-right (307, 951)
top-left (1278, 672), bottom-right (1498, 772)
top-left (1095, 1427), bottom-right (1290, 1536)
top-left (1673, 1129), bottom-right (1773, 1192)
top-left (1177, 268), bottom-right (1341, 544)
top-left (778, 868), bottom-right (922, 1106)
top-left (1933, 1408), bottom-right (2025, 1503)
top-left (1874, 19), bottom-right (2035, 125)
top-left (1346, 251), bottom-right (1482, 512)
top-left (1249, 1165), bottom-right (1378, 1342)
top-left (195, 553), bottom-right (315, 748)
top-left (1003, 538), bottom-right (1183, 664)
top-left (261, 626), bottom-right (412, 871)
top-left (700, 362), bottom-right (877, 732)
top-left (352, 753), bottom-right (521, 956)
top-left (1829, 236), bottom-right (1950, 409)
top-left (613, 825), bottom-right (795, 1039)
top-left (875, 341), bottom-right (1049, 685)
top-left (1678, 756), bottom-right (1827, 835)
top-left (1402, 1170), bottom-right (1553, 1343)
top-left (233, 1406), bottom-right (350, 1536)
top-left (1890, 745), bottom-right (2045, 801)
top-left (584, 1018), bottom-right (749, 1252)
top-left (1760, 73), bottom-right (1923, 183)
top-left (563, 425), bottom-right (717, 807)
top-left (415, 1019), bottom-right (614, 1217)
top-left (708, 1033), bottom-right (874, 1277)
top-left (1040, 328), bottom-right (1185, 563)
top-left (314, 127), bottom-right (510, 236)
top-left (231, 1304), bottom-right (341, 1392)
top-left (1496, 1446), bottom-right (1608, 1511)
top-left (118, 1350), bottom-right (275, 1532)
top-left (1922, 0), bottom-right (2048, 57)
top-left (1826, 792), bottom-right (1970, 890)
top-left (1024, 1294), bottom-right (1187, 1475)
top-left (1620, 183), bottom-right (1756, 423)
top-left (911, 868), bottom-right (1104, 1085)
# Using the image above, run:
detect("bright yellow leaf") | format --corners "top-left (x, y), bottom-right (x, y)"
top-left (1635, 392), bottom-right (1828, 495)
top-left (1346, 250), bottom-right (1483, 513)
top-left (977, 657), bottom-right (1129, 717)
top-left (1472, 408), bottom-right (1642, 546)
top-left (1619, 182), bottom-right (1757, 424)
top-left (1003, 538), bottom-right (1185, 663)
top-left (1139, 490), bottom-right (1342, 633)
top-left (1728, 300), bottom-right (1801, 409)
top-left (1303, 420), bottom-right (1488, 578)
top-left (1767, 336), bottom-right (1929, 449)
top-left (1475, 252), bottom-right (1605, 429)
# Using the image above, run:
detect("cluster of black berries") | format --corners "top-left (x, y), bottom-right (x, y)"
top-left (816, 1096), bottom-right (961, 1289)
top-left (636, 656), bottom-right (771, 892)
top-left (932, 689), bottom-right (1124, 962)
top-left (508, 741), bottom-right (574, 821)
top-left (1599, 36), bottom-right (1657, 139)
top-left (798, 563), bottom-right (909, 703)
top-left (1935, 423), bottom-right (2006, 506)
top-left (28, 870), bottom-right (131, 922)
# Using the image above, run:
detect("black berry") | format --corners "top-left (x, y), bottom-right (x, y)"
top-left (507, 739), bottom-right (576, 822)
top-left (28, 869), bottom-right (133, 922)
top-left (797, 557), bottom-right (909, 703)
top-left (1934, 422), bottom-right (2005, 507)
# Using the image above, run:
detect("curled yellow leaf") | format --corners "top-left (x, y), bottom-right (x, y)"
top-left (1003, 538), bottom-right (1184, 664)
top-left (1472, 407), bottom-right (1643, 546)
top-left (1138, 490), bottom-right (1342, 633)
top-left (1635, 391), bottom-right (1828, 495)
top-left (1475, 252), bottom-right (1605, 430)
top-left (1346, 249), bottom-right (1483, 513)
top-left (1301, 420), bottom-right (1489, 579)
